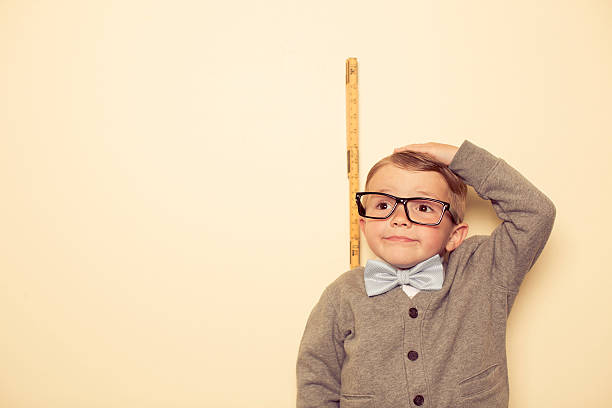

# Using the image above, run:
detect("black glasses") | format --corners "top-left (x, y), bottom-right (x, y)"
top-left (355, 192), bottom-right (455, 226)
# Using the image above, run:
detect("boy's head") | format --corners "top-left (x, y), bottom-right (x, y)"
top-left (358, 151), bottom-right (469, 269)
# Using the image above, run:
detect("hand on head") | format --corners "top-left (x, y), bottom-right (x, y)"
top-left (393, 142), bottom-right (458, 167)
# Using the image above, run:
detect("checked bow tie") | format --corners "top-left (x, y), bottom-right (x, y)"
top-left (364, 254), bottom-right (445, 297)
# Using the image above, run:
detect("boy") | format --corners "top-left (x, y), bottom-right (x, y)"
top-left (296, 140), bottom-right (555, 408)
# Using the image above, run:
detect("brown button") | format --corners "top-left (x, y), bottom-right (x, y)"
top-left (409, 308), bottom-right (418, 318)
top-left (407, 350), bottom-right (419, 361)
top-left (414, 395), bottom-right (424, 406)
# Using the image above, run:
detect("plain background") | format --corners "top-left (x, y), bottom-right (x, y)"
top-left (1, 0), bottom-right (611, 406)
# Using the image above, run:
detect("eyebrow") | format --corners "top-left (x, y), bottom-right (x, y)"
top-left (415, 190), bottom-right (439, 198)
top-left (377, 188), bottom-right (440, 199)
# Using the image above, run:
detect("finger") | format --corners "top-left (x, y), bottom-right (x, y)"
top-left (394, 144), bottom-right (418, 151)
top-left (394, 144), bottom-right (427, 153)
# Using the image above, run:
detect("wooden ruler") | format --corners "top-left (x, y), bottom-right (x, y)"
top-left (346, 57), bottom-right (360, 268)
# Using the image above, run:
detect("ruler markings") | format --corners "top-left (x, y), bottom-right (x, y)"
top-left (345, 57), bottom-right (360, 269)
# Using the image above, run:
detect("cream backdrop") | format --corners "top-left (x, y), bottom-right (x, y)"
top-left (1, 1), bottom-right (611, 407)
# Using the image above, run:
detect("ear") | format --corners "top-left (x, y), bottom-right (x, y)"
top-left (359, 217), bottom-right (366, 234)
top-left (445, 222), bottom-right (469, 252)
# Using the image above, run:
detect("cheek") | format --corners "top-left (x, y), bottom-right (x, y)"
top-left (418, 229), bottom-right (449, 249)
top-left (363, 221), bottom-right (385, 241)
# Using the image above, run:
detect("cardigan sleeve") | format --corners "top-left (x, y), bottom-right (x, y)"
top-left (296, 286), bottom-right (345, 408)
top-left (449, 140), bottom-right (556, 292)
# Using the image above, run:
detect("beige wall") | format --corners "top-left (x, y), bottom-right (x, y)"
top-left (1, 1), bottom-right (611, 406)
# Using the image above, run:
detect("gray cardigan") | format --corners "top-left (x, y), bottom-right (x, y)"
top-left (296, 140), bottom-right (556, 408)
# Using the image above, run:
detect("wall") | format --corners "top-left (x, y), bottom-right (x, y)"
top-left (1, 1), bottom-right (611, 406)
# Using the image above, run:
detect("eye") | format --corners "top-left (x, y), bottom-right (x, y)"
top-left (375, 202), bottom-right (390, 210)
top-left (417, 204), bottom-right (434, 213)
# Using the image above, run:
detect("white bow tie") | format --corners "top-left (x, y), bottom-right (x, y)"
top-left (364, 254), bottom-right (444, 297)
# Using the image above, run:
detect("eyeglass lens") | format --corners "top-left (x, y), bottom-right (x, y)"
top-left (358, 194), bottom-right (444, 224)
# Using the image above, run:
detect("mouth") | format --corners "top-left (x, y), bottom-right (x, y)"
top-left (384, 236), bottom-right (417, 242)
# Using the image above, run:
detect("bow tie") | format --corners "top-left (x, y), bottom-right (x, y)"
top-left (364, 254), bottom-right (444, 297)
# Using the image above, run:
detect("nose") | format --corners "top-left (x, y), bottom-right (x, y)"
top-left (390, 203), bottom-right (412, 227)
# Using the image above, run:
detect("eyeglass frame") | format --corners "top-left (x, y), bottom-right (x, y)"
top-left (355, 191), bottom-right (457, 226)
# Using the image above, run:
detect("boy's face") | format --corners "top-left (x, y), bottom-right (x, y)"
top-left (359, 164), bottom-right (467, 269)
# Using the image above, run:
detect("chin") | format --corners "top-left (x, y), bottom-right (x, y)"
top-left (383, 252), bottom-right (436, 269)
top-left (385, 257), bottom-right (420, 269)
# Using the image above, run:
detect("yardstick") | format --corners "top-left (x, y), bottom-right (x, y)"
top-left (346, 57), bottom-right (360, 268)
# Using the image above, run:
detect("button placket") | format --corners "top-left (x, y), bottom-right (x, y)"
top-left (402, 304), bottom-right (428, 406)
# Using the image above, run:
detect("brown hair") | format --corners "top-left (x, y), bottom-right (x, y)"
top-left (365, 151), bottom-right (467, 223)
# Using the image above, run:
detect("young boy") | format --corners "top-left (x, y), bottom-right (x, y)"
top-left (296, 140), bottom-right (555, 408)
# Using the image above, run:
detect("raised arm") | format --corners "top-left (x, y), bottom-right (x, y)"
top-left (394, 140), bottom-right (556, 292)
top-left (448, 140), bottom-right (556, 291)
